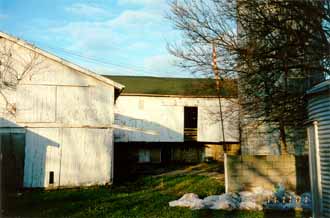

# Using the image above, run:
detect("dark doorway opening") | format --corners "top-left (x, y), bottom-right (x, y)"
top-left (1, 132), bottom-right (25, 193)
top-left (184, 107), bottom-right (198, 141)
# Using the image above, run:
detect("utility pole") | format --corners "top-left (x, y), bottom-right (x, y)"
top-left (212, 41), bottom-right (226, 149)
top-left (212, 40), bottom-right (228, 193)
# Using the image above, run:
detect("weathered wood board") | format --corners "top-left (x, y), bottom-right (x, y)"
top-left (114, 95), bottom-right (239, 143)
top-left (0, 33), bottom-right (119, 188)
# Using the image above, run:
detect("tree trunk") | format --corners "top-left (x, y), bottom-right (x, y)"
top-left (279, 121), bottom-right (288, 154)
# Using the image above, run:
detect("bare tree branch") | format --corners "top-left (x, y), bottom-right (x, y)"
top-left (0, 38), bottom-right (44, 115)
top-left (168, 0), bottom-right (330, 153)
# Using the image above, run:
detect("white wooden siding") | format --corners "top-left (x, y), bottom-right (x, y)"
top-left (16, 85), bottom-right (56, 123)
top-left (198, 103), bottom-right (239, 142)
top-left (24, 128), bottom-right (60, 188)
top-left (0, 37), bottom-right (117, 188)
top-left (57, 86), bottom-right (113, 125)
top-left (59, 128), bottom-right (112, 187)
top-left (114, 95), bottom-right (239, 143)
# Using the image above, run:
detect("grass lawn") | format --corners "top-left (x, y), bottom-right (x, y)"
top-left (3, 163), bottom-right (310, 218)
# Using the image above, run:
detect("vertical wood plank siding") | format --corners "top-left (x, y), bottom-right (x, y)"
top-left (0, 34), bottom-right (120, 189)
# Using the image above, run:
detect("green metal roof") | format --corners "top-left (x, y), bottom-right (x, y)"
top-left (103, 75), bottom-right (237, 97)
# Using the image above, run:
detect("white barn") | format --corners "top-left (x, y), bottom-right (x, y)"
top-left (105, 76), bottom-right (239, 177)
top-left (114, 94), bottom-right (239, 143)
top-left (0, 32), bottom-right (124, 190)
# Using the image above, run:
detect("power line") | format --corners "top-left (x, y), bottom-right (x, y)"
top-left (43, 45), bottom-right (156, 74)
top-left (31, 40), bottom-right (176, 76)
top-left (42, 42), bottom-right (142, 67)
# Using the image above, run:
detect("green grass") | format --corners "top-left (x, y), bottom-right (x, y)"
top-left (4, 163), bottom-right (309, 218)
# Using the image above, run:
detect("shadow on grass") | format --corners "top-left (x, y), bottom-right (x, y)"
top-left (3, 167), bottom-right (225, 218)
top-left (2, 163), bottom-right (310, 218)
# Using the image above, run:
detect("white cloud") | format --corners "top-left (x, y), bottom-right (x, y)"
top-left (93, 55), bottom-right (184, 77)
top-left (117, 0), bottom-right (165, 7)
top-left (109, 10), bottom-right (163, 30)
top-left (50, 21), bottom-right (119, 56)
top-left (49, 8), bottom-right (165, 54)
top-left (143, 54), bottom-right (180, 76)
top-left (93, 65), bottom-right (144, 76)
top-left (29, 3), bottom-right (186, 77)
top-left (65, 3), bottom-right (109, 17)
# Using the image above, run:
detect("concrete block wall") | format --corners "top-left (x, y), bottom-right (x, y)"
top-left (227, 155), bottom-right (310, 193)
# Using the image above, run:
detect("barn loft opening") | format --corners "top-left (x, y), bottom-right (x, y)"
top-left (184, 107), bottom-right (198, 141)
top-left (49, 171), bottom-right (54, 185)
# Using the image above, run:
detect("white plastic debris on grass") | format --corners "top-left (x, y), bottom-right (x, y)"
top-left (169, 187), bottom-right (312, 212)
top-left (239, 201), bottom-right (263, 211)
top-left (238, 191), bottom-right (269, 211)
top-left (207, 193), bottom-right (240, 210)
top-left (240, 190), bottom-right (273, 202)
top-left (169, 192), bottom-right (255, 211)
top-left (168, 193), bottom-right (205, 210)
top-left (202, 195), bottom-right (222, 208)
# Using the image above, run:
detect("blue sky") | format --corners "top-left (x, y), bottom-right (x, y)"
top-left (0, 0), bottom-right (191, 77)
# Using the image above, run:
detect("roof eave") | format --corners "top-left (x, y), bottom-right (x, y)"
top-left (119, 93), bottom-right (236, 98)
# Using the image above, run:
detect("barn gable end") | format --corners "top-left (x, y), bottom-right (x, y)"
top-left (0, 32), bottom-right (123, 189)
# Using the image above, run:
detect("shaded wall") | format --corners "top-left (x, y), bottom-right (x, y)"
top-left (114, 142), bottom-right (240, 180)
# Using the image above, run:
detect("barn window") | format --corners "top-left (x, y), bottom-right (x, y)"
top-left (138, 149), bottom-right (150, 163)
top-left (184, 107), bottom-right (198, 141)
top-left (138, 148), bottom-right (162, 163)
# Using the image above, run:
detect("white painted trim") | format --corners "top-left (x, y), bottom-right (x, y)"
top-left (19, 83), bottom-right (90, 87)
top-left (1, 123), bottom-right (158, 135)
